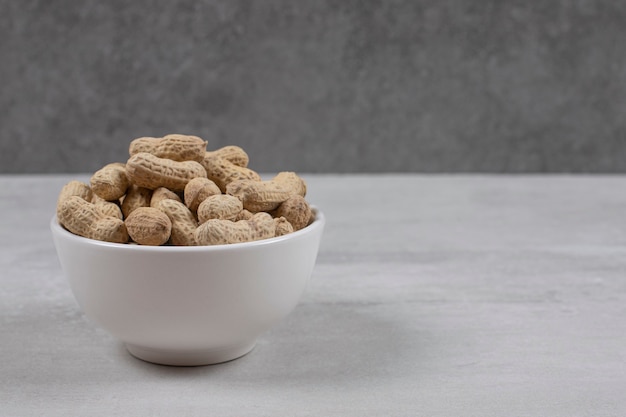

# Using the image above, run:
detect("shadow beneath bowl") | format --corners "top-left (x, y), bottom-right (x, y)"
top-left (113, 341), bottom-right (260, 373)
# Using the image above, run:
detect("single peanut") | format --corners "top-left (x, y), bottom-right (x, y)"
top-left (126, 152), bottom-right (207, 192)
top-left (129, 134), bottom-right (208, 162)
top-left (197, 194), bottom-right (243, 223)
top-left (274, 217), bottom-right (294, 236)
top-left (150, 187), bottom-right (182, 208)
top-left (273, 195), bottom-right (312, 231)
top-left (157, 199), bottom-right (198, 246)
top-left (90, 163), bottom-right (129, 201)
top-left (201, 155), bottom-right (261, 192)
top-left (225, 179), bottom-right (288, 212)
top-left (58, 196), bottom-right (129, 243)
top-left (226, 172), bottom-right (306, 212)
top-left (121, 184), bottom-right (153, 218)
top-left (184, 177), bottom-right (221, 213)
top-left (195, 212), bottom-right (276, 245)
top-left (125, 207), bottom-right (172, 246)
top-left (273, 171), bottom-right (307, 197)
top-left (205, 146), bottom-right (249, 167)
top-left (57, 181), bottom-right (93, 218)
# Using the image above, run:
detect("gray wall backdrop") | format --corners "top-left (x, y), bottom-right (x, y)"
top-left (1, 1), bottom-right (626, 174)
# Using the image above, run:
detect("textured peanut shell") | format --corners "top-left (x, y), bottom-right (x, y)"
top-left (226, 179), bottom-right (291, 212)
top-left (150, 187), bottom-right (182, 208)
top-left (91, 194), bottom-right (122, 219)
top-left (234, 209), bottom-right (254, 221)
top-left (58, 196), bottom-right (128, 243)
top-left (126, 152), bottom-right (207, 192)
top-left (90, 163), bottom-right (129, 201)
top-left (94, 200), bottom-right (123, 220)
top-left (129, 134), bottom-right (207, 162)
top-left (121, 184), bottom-right (153, 218)
top-left (125, 207), bottom-right (172, 246)
top-left (197, 194), bottom-right (243, 224)
top-left (184, 177), bottom-right (221, 213)
top-left (226, 172), bottom-right (307, 212)
top-left (205, 146), bottom-right (249, 167)
top-left (157, 199), bottom-right (198, 246)
top-left (273, 171), bottom-right (307, 197)
top-left (195, 212), bottom-right (276, 245)
top-left (274, 217), bottom-right (294, 236)
top-left (274, 195), bottom-right (312, 231)
top-left (201, 155), bottom-right (261, 192)
top-left (56, 181), bottom-right (92, 218)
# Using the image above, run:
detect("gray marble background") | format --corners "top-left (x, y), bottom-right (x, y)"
top-left (1, 1), bottom-right (626, 173)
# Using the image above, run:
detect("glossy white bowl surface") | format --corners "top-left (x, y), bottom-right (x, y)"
top-left (51, 210), bottom-right (325, 366)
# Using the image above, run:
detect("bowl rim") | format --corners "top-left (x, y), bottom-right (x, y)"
top-left (51, 206), bottom-right (325, 252)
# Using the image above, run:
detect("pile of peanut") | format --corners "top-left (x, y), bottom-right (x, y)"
top-left (56, 134), bottom-right (313, 246)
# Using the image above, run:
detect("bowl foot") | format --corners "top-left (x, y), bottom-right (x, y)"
top-left (125, 340), bottom-right (256, 366)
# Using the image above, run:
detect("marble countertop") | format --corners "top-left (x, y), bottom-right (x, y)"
top-left (1, 174), bottom-right (625, 416)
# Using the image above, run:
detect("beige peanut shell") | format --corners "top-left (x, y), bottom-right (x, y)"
top-left (184, 177), bottom-right (221, 213)
top-left (273, 195), bottom-right (312, 231)
top-left (226, 179), bottom-right (289, 212)
top-left (226, 172), bottom-right (306, 212)
top-left (197, 194), bottom-right (243, 223)
top-left (94, 200), bottom-right (123, 220)
top-left (150, 187), bottom-right (182, 208)
top-left (126, 152), bottom-right (207, 192)
top-left (58, 196), bottom-right (129, 243)
top-left (57, 181), bottom-right (92, 218)
top-left (91, 193), bottom-right (123, 219)
top-left (205, 146), bottom-right (249, 167)
top-left (121, 184), bottom-right (153, 218)
top-left (274, 217), bottom-right (294, 236)
top-left (201, 155), bottom-right (261, 192)
top-left (125, 207), bottom-right (172, 246)
top-left (129, 134), bottom-right (208, 162)
top-left (195, 212), bottom-right (276, 245)
top-left (157, 199), bottom-right (198, 246)
top-left (90, 163), bottom-right (129, 201)
top-left (234, 209), bottom-right (254, 221)
top-left (273, 171), bottom-right (307, 197)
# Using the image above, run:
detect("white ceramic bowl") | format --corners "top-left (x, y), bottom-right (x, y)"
top-left (51, 209), bottom-right (325, 366)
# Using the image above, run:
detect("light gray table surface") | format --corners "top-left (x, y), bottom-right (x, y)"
top-left (1, 174), bottom-right (625, 416)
